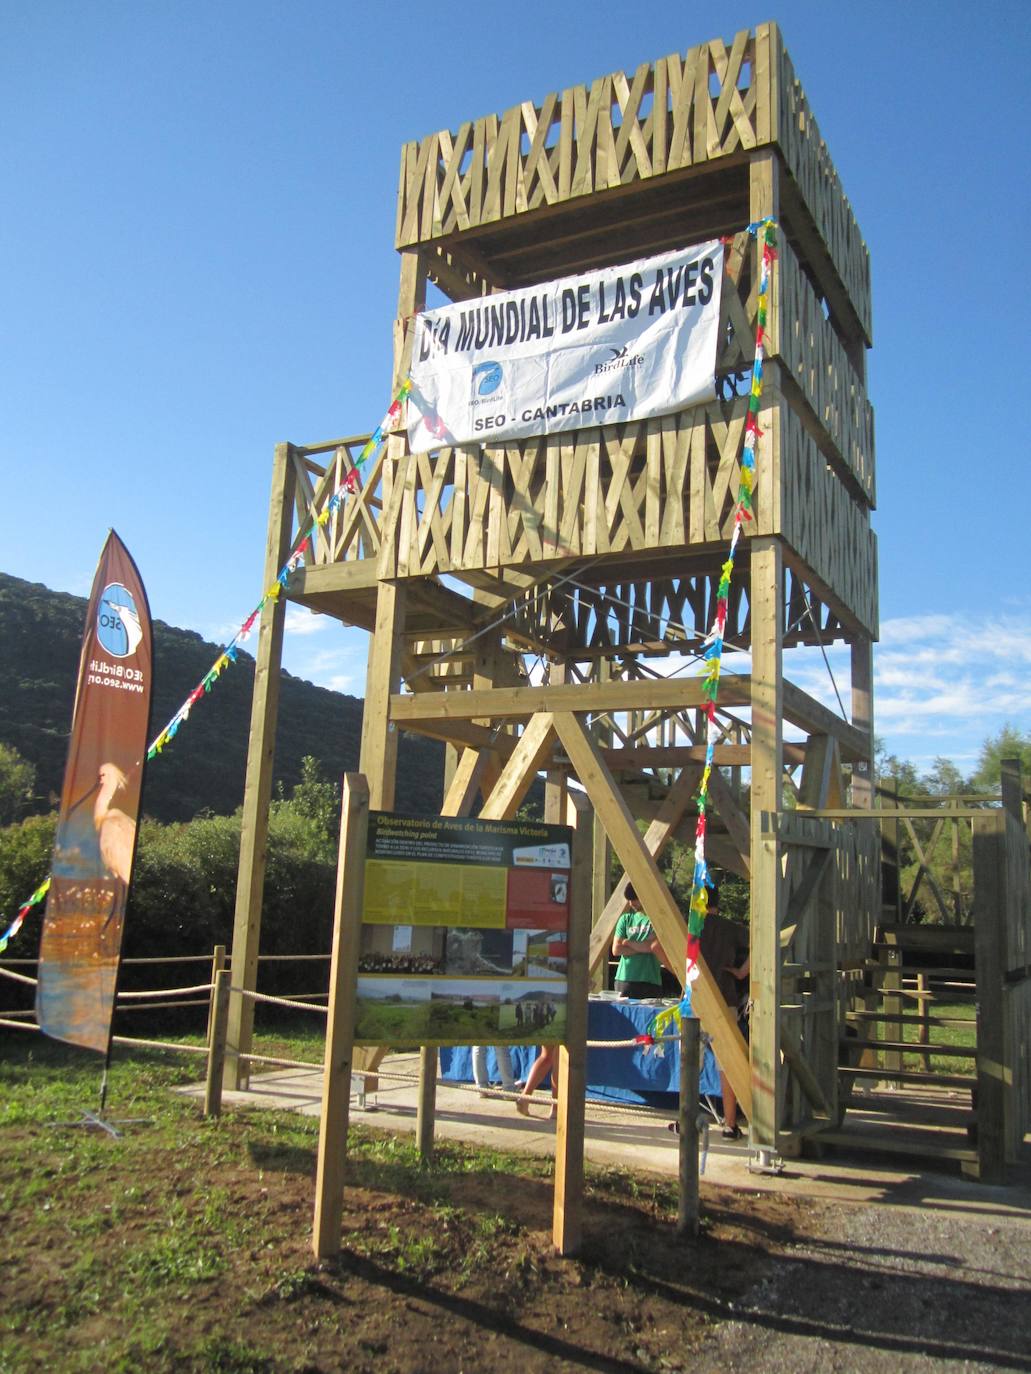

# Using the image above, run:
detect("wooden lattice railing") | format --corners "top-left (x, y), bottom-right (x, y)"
top-left (396, 22), bottom-right (870, 340)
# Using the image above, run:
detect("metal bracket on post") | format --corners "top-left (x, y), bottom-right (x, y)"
top-left (748, 1144), bottom-right (784, 1175)
top-left (352, 1071), bottom-right (377, 1112)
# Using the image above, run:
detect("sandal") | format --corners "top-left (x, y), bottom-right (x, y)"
top-left (721, 1124), bottom-right (742, 1140)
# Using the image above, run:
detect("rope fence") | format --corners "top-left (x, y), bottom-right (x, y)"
top-left (3, 957), bottom-right (712, 1224)
top-left (2, 951), bottom-right (713, 1194)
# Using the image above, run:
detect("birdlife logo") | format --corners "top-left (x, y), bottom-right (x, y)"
top-left (592, 344), bottom-right (645, 376)
top-left (97, 583), bottom-right (143, 658)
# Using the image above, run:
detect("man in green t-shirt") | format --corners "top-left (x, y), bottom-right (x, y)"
top-left (610, 884), bottom-right (667, 998)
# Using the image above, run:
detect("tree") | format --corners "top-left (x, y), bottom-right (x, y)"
top-left (286, 757), bottom-right (340, 851)
top-left (924, 756), bottom-right (969, 797)
top-left (971, 725), bottom-right (1031, 792)
top-left (0, 812), bottom-right (56, 926)
top-left (0, 742), bottom-right (35, 827)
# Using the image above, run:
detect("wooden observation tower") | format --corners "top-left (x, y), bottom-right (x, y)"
top-left (228, 22), bottom-right (879, 1156)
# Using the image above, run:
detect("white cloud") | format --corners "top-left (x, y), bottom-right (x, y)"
top-left (870, 610), bottom-right (1029, 763)
top-left (281, 623), bottom-right (369, 697)
top-left (732, 610), bottom-right (1029, 767)
top-left (284, 607), bottom-right (327, 637)
top-left (326, 672), bottom-right (360, 693)
top-left (877, 613), bottom-right (963, 646)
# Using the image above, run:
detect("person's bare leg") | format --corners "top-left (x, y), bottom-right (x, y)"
top-left (515, 1047), bottom-right (553, 1114)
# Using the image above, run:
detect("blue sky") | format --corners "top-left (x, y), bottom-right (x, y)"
top-left (2, 1), bottom-right (1028, 777)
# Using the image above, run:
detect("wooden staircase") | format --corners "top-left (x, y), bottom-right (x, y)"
top-left (823, 924), bottom-right (980, 1172)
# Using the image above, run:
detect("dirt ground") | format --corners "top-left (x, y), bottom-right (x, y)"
top-left (16, 1136), bottom-right (1029, 1374)
top-left (5, 1047), bottom-right (1031, 1373)
top-left (205, 1162), bottom-right (1031, 1372)
top-left (295, 1168), bottom-right (1031, 1374)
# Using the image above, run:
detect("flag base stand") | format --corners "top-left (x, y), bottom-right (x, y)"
top-left (48, 1111), bottom-right (154, 1139)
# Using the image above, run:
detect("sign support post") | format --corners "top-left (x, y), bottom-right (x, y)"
top-left (417, 1045), bottom-right (438, 1160)
top-left (313, 773), bottom-right (370, 1260)
top-left (553, 793), bottom-right (591, 1256)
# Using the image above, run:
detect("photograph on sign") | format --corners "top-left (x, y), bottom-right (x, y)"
top-left (356, 813), bottom-right (571, 1046)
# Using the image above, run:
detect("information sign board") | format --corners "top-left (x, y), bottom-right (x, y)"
top-left (356, 813), bottom-right (571, 1046)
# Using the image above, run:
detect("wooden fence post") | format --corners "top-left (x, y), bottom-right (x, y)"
top-left (204, 969), bottom-right (231, 1118)
top-left (417, 1047), bottom-right (438, 1160)
top-left (206, 944), bottom-right (226, 1047)
top-left (878, 942), bottom-right (902, 1080)
top-left (972, 811), bottom-right (1011, 1183)
top-left (677, 1016), bottom-right (700, 1237)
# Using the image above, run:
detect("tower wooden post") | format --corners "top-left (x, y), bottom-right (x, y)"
top-left (225, 442), bottom-right (296, 1089)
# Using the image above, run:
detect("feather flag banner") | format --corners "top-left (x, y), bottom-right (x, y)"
top-left (36, 531), bottom-right (153, 1054)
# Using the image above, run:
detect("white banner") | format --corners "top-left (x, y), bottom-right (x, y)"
top-left (407, 240), bottom-right (723, 453)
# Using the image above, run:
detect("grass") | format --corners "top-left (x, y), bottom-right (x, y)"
top-left (0, 1023), bottom-right (586, 1372)
top-left (899, 998), bottom-right (977, 1075)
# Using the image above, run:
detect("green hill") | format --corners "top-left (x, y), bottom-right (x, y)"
top-left (0, 572), bottom-right (443, 821)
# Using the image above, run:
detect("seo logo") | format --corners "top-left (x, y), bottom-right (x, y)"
top-left (97, 583), bottom-right (143, 658)
top-left (472, 361), bottom-right (503, 396)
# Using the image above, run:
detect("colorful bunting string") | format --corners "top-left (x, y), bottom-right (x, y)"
top-left (0, 877), bottom-right (51, 958)
top-left (0, 379), bottom-right (413, 954)
top-left (2, 228), bottom-right (777, 964)
top-left (652, 217), bottom-right (777, 1039)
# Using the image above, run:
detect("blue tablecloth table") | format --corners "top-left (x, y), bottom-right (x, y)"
top-left (439, 993), bottom-right (721, 1107)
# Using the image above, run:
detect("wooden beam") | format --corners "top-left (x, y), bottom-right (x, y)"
top-left (748, 529), bottom-right (784, 1149)
top-left (707, 766), bottom-right (752, 876)
top-left (779, 1019), bottom-right (832, 1118)
top-left (226, 442), bottom-right (296, 1090)
top-left (972, 812), bottom-right (1013, 1180)
top-left (286, 560), bottom-right (382, 600)
top-left (393, 247), bottom-right (427, 399)
top-left (797, 734), bottom-right (844, 811)
top-left (850, 638), bottom-right (875, 809)
top-left (704, 835), bottom-right (750, 879)
top-left (600, 743), bottom-right (807, 769)
top-left (587, 762), bottom-right (701, 971)
top-left (782, 680), bottom-right (867, 762)
top-left (387, 715), bottom-right (520, 758)
top-left (359, 580), bottom-right (407, 810)
top-left (391, 674), bottom-right (751, 722)
top-left (441, 747), bottom-right (491, 816)
top-left (779, 847), bottom-right (833, 948)
top-left (479, 714), bottom-right (557, 821)
top-left (553, 712), bottom-right (751, 1116)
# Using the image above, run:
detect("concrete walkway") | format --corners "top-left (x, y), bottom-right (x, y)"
top-left (181, 1052), bottom-right (1031, 1221)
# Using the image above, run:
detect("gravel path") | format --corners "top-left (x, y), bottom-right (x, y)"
top-left (691, 1187), bottom-right (1031, 1372)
